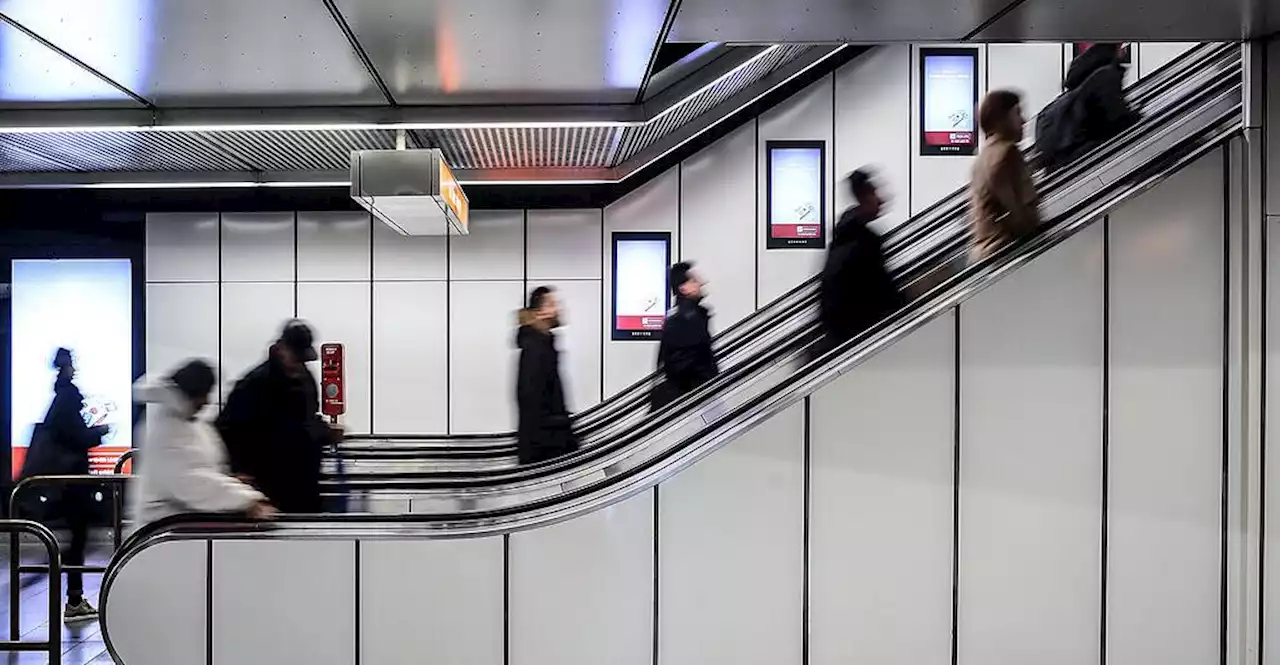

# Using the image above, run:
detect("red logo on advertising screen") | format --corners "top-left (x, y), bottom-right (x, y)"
top-left (924, 131), bottom-right (974, 147)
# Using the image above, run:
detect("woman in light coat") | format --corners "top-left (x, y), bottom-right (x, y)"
top-left (131, 360), bottom-right (275, 529)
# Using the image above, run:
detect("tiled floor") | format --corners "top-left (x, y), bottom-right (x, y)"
top-left (0, 546), bottom-right (117, 664)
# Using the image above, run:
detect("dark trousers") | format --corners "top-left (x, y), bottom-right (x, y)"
top-left (60, 487), bottom-right (89, 601)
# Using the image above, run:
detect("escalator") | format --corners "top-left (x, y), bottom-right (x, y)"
top-left (326, 42), bottom-right (1239, 496)
top-left (100, 43), bottom-right (1242, 665)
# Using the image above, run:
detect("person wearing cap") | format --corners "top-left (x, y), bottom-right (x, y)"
top-left (813, 169), bottom-right (905, 362)
top-left (20, 348), bottom-right (108, 622)
top-left (132, 359), bottom-right (276, 530)
top-left (216, 321), bottom-right (332, 514)
top-left (651, 262), bottom-right (718, 412)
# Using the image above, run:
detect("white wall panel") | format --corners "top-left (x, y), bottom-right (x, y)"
top-left (987, 43), bottom-right (1064, 147)
top-left (297, 282), bottom-right (372, 434)
top-left (809, 313), bottom-right (954, 665)
top-left (361, 539), bottom-right (504, 665)
top-left (146, 282), bottom-right (220, 389)
top-left (1106, 155), bottom-right (1223, 665)
top-left (219, 282), bottom-right (294, 397)
top-left (757, 75), bottom-right (833, 305)
top-left (105, 540), bottom-right (207, 665)
top-left (527, 209), bottom-right (603, 281)
top-left (146, 212), bottom-right (219, 282)
top-left (372, 281), bottom-right (448, 434)
top-left (1138, 42), bottom-right (1195, 78)
top-left (958, 223), bottom-right (1104, 665)
top-left (212, 540), bottom-right (355, 665)
top-left (553, 280), bottom-right (603, 412)
top-left (372, 219), bottom-right (448, 281)
top-left (220, 212), bottom-right (295, 282)
top-left (604, 167), bottom-right (679, 397)
top-left (510, 490), bottom-right (654, 665)
top-left (911, 45), bottom-right (987, 215)
top-left (834, 45), bottom-right (911, 233)
top-left (680, 121), bottom-right (757, 332)
top-left (450, 210), bottom-right (525, 281)
top-left (1267, 42), bottom-right (1280, 216)
top-left (296, 211), bottom-right (371, 282)
top-left (658, 403), bottom-right (804, 665)
top-left (1265, 215), bottom-right (1280, 665)
top-left (449, 281), bottom-right (523, 433)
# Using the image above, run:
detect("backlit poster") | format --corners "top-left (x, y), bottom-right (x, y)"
top-left (10, 259), bottom-right (133, 477)
top-left (611, 232), bottom-right (670, 340)
top-left (919, 48), bottom-right (979, 156)
top-left (766, 140), bottom-right (826, 249)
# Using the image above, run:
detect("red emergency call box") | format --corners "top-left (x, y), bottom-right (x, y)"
top-left (320, 343), bottom-right (345, 418)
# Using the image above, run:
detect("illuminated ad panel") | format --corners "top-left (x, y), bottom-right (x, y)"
top-left (766, 140), bottom-right (827, 249)
top-left (611, 232), bottom-right (671, 341)
top-left (919, 47), bottom-right (979, 156)
top-left (11, 259), bottom-right (133, 476)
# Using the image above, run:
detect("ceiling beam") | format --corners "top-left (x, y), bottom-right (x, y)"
top-left (321, 0), bottom-right (398, 106)
top-left (634, 0), bottom-right (687, 104)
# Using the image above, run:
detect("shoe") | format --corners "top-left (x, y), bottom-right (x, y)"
top-left (64, 599), bottom-right (98, 623)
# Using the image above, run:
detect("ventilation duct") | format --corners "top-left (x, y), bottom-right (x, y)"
top-left (350, 149), bottom-right (470, 236)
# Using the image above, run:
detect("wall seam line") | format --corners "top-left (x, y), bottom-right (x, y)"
top-left (206, 539), bottom-right (214, 665)
top-left (1222, 142), bottom-right (1232, 665)
top-left (353, 539), bottom-right (361, 665)
top-left (504, 534), bottom-right (511, 665)
top-left (652, 486), bottom-right (661, 665)
top-left (802, 396), bottom-right (811, 665)
top-left (951, 304), bottom-right (961, 665)
top-left (1101, 214), bottom-right (1111, 665)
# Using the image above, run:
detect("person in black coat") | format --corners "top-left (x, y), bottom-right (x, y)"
top-left (515, 286), bottom-right (579, 465)
top-left (216, 321), bottom-right (333, 514)
top-left (814, 170), bottom-right (906, 362)
top-left (651, 262), bottom-right (719, 411)
top-left (1046, 43), bottom-right (1139, 168)
top-left (21, 348), bottom-right (107, 621)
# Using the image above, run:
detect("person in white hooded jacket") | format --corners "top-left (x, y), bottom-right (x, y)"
top-left (131, 360), bottom-right (275, 529)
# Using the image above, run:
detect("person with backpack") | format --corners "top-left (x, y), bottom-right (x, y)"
top-left (21, 348), bottom-right (107, 622)
top-left (1035, 43), bottom-right (1140, 171)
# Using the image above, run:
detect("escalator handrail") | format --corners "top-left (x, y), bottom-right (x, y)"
top-left (326, 56), bottom-right (1242, 490)
top-left (340, 41), bottom-right (1230, 450)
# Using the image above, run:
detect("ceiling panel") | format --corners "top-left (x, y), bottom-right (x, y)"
top-left (0, 0), bottom-right (386, 106)
top-left (0, 139), bottom-right (75, 171)
top-left (973, 0), bottom-right (1272, 40)
top-left (0, 131), bottom-right (247, 171)
top-left (0, 18), bottom-right (140, 108)
top-left (205, 129), bottom-right (399, 172)
top-left (669, 0), bottom-right (994, 43)
top-left (330, 0), bottom-right (673, 104)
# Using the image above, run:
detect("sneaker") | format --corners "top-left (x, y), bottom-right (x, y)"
top-left (64, 599), bottom-right (98, 623)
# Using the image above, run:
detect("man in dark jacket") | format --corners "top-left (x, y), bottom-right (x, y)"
top-left (515, 286), bottom-right (579, 465)
top-left (23, 348), bottom-right (107, 622)
top-left (652, 262), bottom-right (718, 411)
top-left (815, 170), bottom-right (905, 361)
top-left (216, 321), bottom-right (332, 513)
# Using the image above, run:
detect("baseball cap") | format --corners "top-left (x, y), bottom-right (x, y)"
top-left (279, 320), bottom-right (318, 362)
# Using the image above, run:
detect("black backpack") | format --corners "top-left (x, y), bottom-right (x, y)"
top-left (1034, 89), bottom-right (1086, 171)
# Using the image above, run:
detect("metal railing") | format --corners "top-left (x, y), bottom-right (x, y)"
top-left (9, 474), bottom-right (131, 566)
top-left (1, 519), bottom-right (62, 664)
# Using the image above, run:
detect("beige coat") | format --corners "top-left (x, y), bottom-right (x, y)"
top-left (968, 138), bottom-right (1041, 261)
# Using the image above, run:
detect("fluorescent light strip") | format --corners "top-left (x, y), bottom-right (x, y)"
top-left (0, 120), bottom-right (639, 134)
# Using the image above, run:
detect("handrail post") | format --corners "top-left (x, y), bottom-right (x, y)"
top-left (0, 519), bottom-right (62, 664)
top-left (7, 529), bottom-right (16, 641)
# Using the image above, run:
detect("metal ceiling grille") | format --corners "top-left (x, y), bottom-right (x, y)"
top-left (204, 129), bottom-right (400, 172)
top-left (0, 131), bottom-right (245, 172)
top-left (412, 126), bottom-right (625, 170)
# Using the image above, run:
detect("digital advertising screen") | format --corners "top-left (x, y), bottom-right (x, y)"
top-left (10, 259), bottom-right (133, 476)
top-left (766, 140), bottom-right (827, 249)
top-left (1072, 42), bottom-right (1132, 64)
top-left (919, 47), bottom-right (979, 156)
top-left (611, 232), bottom-right (671, 341)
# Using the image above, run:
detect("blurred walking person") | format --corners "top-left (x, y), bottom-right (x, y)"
top-left (132, 360), bottom-right (275, 530)
top-left (217, 321), bottom-right (334, 513)
top-left (814, 169), bottom-right (905, 362)
top-left (20, 348), bottom-right (106, 622)
top-left (651, 262), bottom-right (718, 412)
top-left (515, 286), bottom-right (580, 465)
top-left (970, 89), bottom-right (1041, 261)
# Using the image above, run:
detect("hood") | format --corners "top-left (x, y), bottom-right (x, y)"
top-left (1064, 44), bottom-right (1119, 91)
top-left (133, 376), bottom-right (197, 419)
top-left (515, 309), bottom-right (551, 349)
